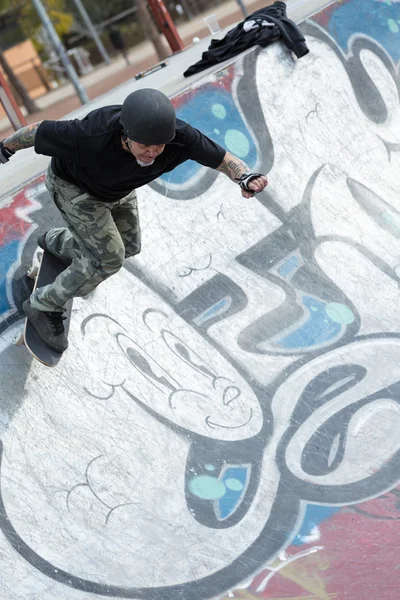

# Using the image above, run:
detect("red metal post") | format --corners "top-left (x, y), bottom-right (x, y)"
top-left (0, 71), bottom-right (27, 131)
top-left (147, 0), bottom-right (185, 53)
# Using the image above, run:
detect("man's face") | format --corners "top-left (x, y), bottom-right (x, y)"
top-left (126, 138), bottom-right (165, 167)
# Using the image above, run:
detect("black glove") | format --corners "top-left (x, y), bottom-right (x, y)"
top-left (0, 141), bottom-right (14, 164)
top-left (235, 172), bottom-right (265, 193)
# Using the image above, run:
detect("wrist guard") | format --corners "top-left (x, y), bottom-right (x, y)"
top-left (0, 141), bottom-right (14, 164)
top-left (235, 172), bottom-right (264, 191)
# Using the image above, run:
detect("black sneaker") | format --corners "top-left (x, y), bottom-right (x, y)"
top-left (22, 298), bottom-right (68, 353)
top-left (37, 232), bottom-right (72, 268)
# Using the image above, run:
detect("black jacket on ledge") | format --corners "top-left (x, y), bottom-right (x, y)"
top-left (183, 1), bottom-right (309, 77)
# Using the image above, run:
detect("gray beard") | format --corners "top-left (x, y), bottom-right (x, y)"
top-left (136, 158), bottom-right (155, 167)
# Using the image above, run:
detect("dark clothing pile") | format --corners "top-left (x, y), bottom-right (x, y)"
top-left (183, 1), bottom-right (309, 78)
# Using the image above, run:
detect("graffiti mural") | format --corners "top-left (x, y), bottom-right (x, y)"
top-left (0, 174), bottom-right (64, 334)
top-left (0, 179), bottom-right (41, 326)
top-left (312, 0), bottom-right (400, 61)
top-left (151, 63), bottom-right (272, 200)
top-left (0, 4), bottom-right (400, 600)
top-left (223, 487), bottom-right (400, 599)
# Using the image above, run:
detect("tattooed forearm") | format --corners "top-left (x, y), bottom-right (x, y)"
top-left (3, 121), bottom-right (43, 152)
top-left (216, 152), bottom-right (249, 181)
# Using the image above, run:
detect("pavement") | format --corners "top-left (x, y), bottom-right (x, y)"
top-left (1, 0), bottom-right (400, 598)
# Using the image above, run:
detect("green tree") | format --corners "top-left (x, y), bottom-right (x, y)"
top-left (0, 0), bottom-right (75, 116)
top-left (18, 0), bottom-right (73, 41)
top-left (0, 0), bottom-right (74, 117)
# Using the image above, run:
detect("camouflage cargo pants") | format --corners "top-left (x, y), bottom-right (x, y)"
top-left (31, 165), bottom-right (141, 312)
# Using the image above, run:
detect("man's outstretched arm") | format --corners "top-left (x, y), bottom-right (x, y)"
top-left (216, 151), bottom-right (268, 198)
top-left (0, 122), bottom-right (43, 162)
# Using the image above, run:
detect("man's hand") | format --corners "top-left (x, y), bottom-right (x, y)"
top-left (0, 141), bottom-right (14, 164)
top-left (216, 151), bottom-right (268, 198)
top-left (236, 173), bottom-right (268, 198)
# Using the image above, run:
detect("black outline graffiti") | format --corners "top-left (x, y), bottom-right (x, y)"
top-left (0, 19), bottom-right (399, 600)
top-left (2, 334), bottom-right (400, 597)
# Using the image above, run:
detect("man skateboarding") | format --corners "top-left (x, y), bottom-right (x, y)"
top-left (0, 88), bottom-right (268, 354)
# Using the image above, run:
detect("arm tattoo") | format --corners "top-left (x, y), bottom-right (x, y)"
top-left (216, 152), bottom-right (249, 181)
top-left (3, 121), bottom-right (43, 152)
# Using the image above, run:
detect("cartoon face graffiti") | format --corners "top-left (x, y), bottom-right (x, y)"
top-left (109, 317), bottom-right (263, 441)
top-left (1, 268), bottom-right (400, 599)
top-left (0, 21), bottom-right (400, 600)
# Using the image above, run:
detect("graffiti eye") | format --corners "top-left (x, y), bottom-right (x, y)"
top-left (126, 348), bottom-right (160, 380)
top-left (291, 364), bottom-right (367, 424)
top-left (117, 333), bottom-right (178, 393)
top-left (289, 365), bottom-right (368, 476)
top-left (162, 330), bottom-right (217, 379)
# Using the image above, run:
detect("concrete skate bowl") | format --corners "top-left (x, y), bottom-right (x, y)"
top-left (0, 1), bottom-right (400, 598)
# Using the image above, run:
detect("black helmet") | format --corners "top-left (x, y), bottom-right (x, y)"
top-left (120, 88), bottom-right (176, 145)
